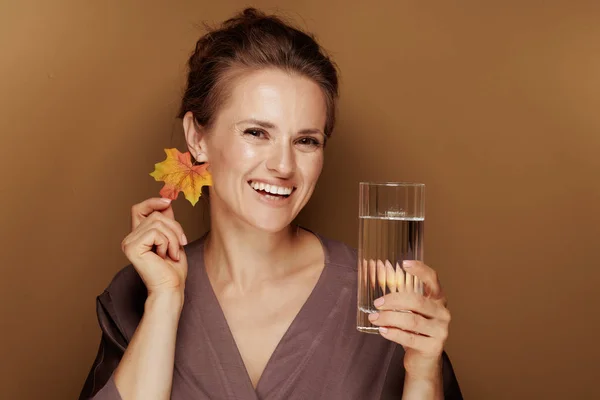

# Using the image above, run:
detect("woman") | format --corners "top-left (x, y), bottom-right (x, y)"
top-left (79, 8), bottom-right (462, 400)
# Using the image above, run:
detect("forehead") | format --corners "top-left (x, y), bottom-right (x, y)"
top-left (217, 68), bottom-right (327, 129)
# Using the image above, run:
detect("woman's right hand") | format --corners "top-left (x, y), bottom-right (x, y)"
top-left (121, 197), bottom-right (189, 300)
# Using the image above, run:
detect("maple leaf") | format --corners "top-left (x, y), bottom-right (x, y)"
top-left (149, 148), bottom-right (212, 206)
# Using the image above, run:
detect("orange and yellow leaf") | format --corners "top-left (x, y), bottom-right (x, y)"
top-left (149, 148), bottom-right (212, 206)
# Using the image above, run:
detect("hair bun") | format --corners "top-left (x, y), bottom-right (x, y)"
top-left (241, 7), bottom-right (262, 19)
top-left (223, 7), bottom-right (267, 28)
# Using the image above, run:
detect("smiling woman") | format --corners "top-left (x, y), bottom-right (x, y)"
top-left (78, 7), bottom-right (462, 400)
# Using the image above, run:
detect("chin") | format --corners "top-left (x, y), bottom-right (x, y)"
top-left (240, 182), bottom-right (307, 233)
top-left (245, 212), bottom-right (296, 234)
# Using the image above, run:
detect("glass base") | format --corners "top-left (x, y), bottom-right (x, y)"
top-left (356, 326), bottom-right (381, 334)
top-left (356, 307), bottom-right (417, 335)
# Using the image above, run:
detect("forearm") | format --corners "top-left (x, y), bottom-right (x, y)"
top-left (402, 376), bottom-right (443, 400)
top-left (402, 359), bottom-right (444, 400)
top-left (113, 293), bottom-right (183, 400)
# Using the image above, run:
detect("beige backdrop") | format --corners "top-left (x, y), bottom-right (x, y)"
top-left (1, 1), bottom-right (599, 399)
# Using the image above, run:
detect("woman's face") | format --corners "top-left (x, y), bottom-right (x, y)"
top-left (187, 68), bottom-right (327, 233)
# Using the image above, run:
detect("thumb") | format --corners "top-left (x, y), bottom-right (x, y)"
top-left (402, 260), bottom-right (444, 299)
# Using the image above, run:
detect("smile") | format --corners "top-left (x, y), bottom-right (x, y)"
top-left (249, 180), bottom-right (295, 199)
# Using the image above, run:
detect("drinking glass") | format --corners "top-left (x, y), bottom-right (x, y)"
top-left (356, 182), bottom-right (425, 334)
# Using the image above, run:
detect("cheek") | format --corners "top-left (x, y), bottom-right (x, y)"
top-left (300, 153), bottom-right (324, 184)
top-left (240, 141), bottom-right (259, 159)
top-left (215, 140), bottom-right (259, 176)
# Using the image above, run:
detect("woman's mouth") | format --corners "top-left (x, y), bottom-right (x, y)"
top-left (248, 180), bottom-right (294, 200)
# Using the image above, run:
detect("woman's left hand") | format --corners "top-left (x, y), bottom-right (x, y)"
top-left (367, 260), bottom-right (450, 379)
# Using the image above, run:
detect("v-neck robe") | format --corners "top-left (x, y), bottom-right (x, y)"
top-left (79, 233), bottom-right (463, 399)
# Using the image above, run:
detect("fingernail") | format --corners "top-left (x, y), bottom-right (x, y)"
top-left (181, 234), bottom-right (188, 245)
top-left (374, 297), bottom-right (384, 307)
top-left (403, 260), bottom-right (414, 268)
top-left (379, 327), bottom-right (388, 334)
top-left (160, 198), bottom-right (172, 203)
top-left (368, 312), bottom-right (379, 321)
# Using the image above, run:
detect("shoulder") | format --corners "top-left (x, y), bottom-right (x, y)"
top-left (315, 233), bottom-right (358, 271)
top-left (103, 263), bottom-right (146, 300)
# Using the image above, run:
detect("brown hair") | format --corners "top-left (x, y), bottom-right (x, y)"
top-left (178, 8), bottom-right (339, 138)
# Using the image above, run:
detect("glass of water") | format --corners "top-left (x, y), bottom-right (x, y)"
top-left (356, 182), bottom-right (425, 334)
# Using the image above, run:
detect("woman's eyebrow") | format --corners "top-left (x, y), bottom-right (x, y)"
top-left (237, 118), bottom-right (276, 129)
top-left (298, 128), bottom-right (324, 135)
top-left (237, 118), bottom-right (324, 136)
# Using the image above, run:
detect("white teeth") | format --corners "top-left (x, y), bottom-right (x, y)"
top-left (249, 181), bottom-right (293, 196)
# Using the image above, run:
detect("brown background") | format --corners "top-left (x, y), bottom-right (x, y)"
top-left (1, 0), bottom-right (599, 399)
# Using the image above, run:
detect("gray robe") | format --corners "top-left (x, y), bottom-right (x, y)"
top-left (79, 232), bottom-right (463, 399)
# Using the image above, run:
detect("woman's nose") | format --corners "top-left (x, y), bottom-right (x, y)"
top-left (266, 142), bottom-right (295, 177)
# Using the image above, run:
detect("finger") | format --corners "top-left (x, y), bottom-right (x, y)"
top-left (131, 219), bottom-right (181, 261)
top-left (369, 259), bottom-right (376, 291)
top-left (375, 291), bottom-right (449, 320)
top-left (377, 260), bottom-right (386, 293)
top-left (139, 212), bottom-right (188, 247)
top-left (403, 260), bottom-right (443, 299)
top-left (154, 231), bottom-right (169, 259)
top-left (378, 327), bottom-right (443, 356)
top-left (405, 266), bottom-right (413, 293)
top-left (413, 274), bottom-right (421, 293)
top-left (385, 260), bottom-right (396, 293)
top-left (161, 203), bottom-right (175, 220)
top-left (152, 222), bottom-right (181, 261)
top-left (360, 259), bottom-right (368, 303)
top-left (368, 310), bottom-right (445, 338)
top-left (396, 262), bottom-right (405, 292)
top-left (131, 197), bottom-right (174, 229)
top-left (124, 228), bottom-right (169, 259)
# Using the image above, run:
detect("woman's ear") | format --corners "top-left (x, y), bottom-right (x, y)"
top-left (182, 111), bottom-right (209, 163)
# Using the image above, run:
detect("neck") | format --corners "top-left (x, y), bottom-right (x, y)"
top-left (204, 205), bottom-right (301, 292)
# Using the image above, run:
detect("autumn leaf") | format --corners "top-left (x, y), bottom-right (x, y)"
top-left (149, 148), bottom-right (212, 206)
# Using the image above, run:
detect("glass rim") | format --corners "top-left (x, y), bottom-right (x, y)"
top-left (359, 181), bottom-right (425, 187)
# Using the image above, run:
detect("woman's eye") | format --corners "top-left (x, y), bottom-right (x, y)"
top-left (244, 128), bottom-right (266, 138)
top-left (298, 137), bottom-right (322, 147)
